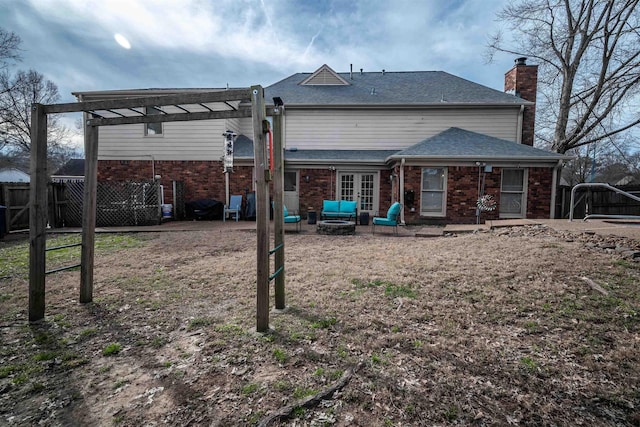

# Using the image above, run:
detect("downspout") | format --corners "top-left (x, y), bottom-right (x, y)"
top-left (400, 158), bottom-right (405, 225)
top-left (516, 105), bottom-right (524, 144)
top-left (550, 160), bottom-right (561, 219)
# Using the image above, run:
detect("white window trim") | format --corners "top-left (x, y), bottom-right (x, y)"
top-left (420, 167), bottom-right (447, 217)
top-left (499, 168), bottom-right (528, 219)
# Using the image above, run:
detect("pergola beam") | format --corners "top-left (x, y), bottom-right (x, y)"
top-left (44, 89), bottom-right (252, 114)
top-left (87, 108), bottom-right (253, 127)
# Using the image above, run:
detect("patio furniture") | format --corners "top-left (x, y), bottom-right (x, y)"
top-left (372, 202), bottom-right (401, 235)
top-left (320, 200), bottom-right (357, 221)
top-left (224, 194), bottom-right (242, 222)
top-left (283, 205), bottom-right (301, 232)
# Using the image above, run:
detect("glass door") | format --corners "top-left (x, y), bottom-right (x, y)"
top-left (338, 172), bottom-right (377, 215)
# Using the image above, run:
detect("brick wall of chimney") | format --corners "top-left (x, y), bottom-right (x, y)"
top-left (505, 60), bottom-right (538, 146)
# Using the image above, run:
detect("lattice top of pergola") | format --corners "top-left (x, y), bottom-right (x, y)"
top-left (43, 88), bottom-right (276, 127)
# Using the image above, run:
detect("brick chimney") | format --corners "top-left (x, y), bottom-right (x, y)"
top-left (504, 57), bottom-right (538, 146)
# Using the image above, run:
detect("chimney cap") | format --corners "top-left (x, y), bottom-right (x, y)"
top-left (515, 57), bottom-right (528, 65)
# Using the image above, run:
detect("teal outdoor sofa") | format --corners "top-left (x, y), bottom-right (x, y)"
top-left (372, 202), bottom-right (401, 235)
top-left (320, 200), bottom-right (358, 222)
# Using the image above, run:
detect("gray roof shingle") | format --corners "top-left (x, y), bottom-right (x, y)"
top-left (234, 134), bottom-right (394, 163)
top-left (265, 70), bottom-right (530, 106)
top-left (392, 127), bottom-right (568, 161)
top-left (234, 128), bottom-right (568, 163)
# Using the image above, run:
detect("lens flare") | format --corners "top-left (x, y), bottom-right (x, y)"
top-left (114, 34), bottom-right (131, 49)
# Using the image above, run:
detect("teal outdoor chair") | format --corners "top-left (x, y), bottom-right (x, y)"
top-left (283, 205), bottom-right (301, 232)
top-left (372, 202), bottom-right (402, 235)
top-left (224, 194), bottom-right (242, 222)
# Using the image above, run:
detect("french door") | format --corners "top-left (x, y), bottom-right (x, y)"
top-left (337, 172), bottom-right (377, 215)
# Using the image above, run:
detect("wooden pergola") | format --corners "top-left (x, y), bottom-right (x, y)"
top-left (29, 86), bottom-right (286, 332)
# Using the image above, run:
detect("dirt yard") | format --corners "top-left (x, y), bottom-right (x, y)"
top-left (1, 224), bottom-right (639, 426)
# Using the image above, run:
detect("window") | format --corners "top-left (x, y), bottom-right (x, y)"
top-left (421, 167), bottom-right (447, 216)
top-left (500, 169), bottom-right (527, 217)
top-left (284, 172), bottom-right (297, 192)
top-left (145, 106), bottom-right (163, 136)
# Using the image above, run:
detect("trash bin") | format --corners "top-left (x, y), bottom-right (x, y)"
top-left (359, 212), bottom-right (370, 226)
top-left (0, 205), bottom-right (6, 239)
top-left (308, 210), bottom-right (317, 225)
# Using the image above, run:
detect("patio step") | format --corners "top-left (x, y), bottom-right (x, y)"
top-left (414, 227), bottom-right (445, 237)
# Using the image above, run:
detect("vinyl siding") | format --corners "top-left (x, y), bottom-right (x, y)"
top-left (237, 117), bottom-right (254, 137)
top-left (283, 108), bottom-right (520, 150)
top-left (97, 118), bottom-right (228, 160)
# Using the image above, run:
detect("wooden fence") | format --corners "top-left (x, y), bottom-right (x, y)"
top-left (556, 184), bottom-right (640, 219)
top-left (0, 183), bottom-right (67, 232)
top-left (0, 180), bottom-right (165, 234)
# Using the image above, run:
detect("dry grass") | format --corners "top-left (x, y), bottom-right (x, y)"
top-left (1, 226), bottom-right (639, 426)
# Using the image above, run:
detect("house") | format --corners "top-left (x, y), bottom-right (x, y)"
top-left (0, 167), bottom-right (29, 183)
top-left (51, 158), bottom-right (85, 182)
top-left (73, 59), bottom-right (568, 224)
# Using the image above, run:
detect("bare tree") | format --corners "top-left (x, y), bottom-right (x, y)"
top-left (0, 69), bottom-right (71, 155)
top-left (487, 0), bottom-right (640, 154)
top-left (0, 28), bottom-right (21, 69)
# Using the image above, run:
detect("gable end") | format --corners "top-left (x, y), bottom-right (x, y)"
top-left (299, 64), bottom-right (350, 86)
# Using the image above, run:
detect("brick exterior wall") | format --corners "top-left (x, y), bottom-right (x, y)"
top-left (504, 59), bottom-right (538, 146)
top-left (98, 161), bottom-right (553, 223)
top-left (402, 165), bottom-right (553, 224)
top-left (98, 160), bottom-right (253, 209)
top-left (296, 168), bottom-right (333, 217)
top-left (295, 168), bottom-right (394, 218)
top-left (526, 167), bottom-right (553, 218)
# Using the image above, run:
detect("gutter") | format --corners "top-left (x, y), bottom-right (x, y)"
top-left (275, 102), bottom-right (533, 110)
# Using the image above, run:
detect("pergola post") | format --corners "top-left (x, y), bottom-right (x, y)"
top-left (80, 121), bottom-right (98, 303)
top-left (251, 86), bottom-right (270, 332)
top-left (272, 105), bottom-right (286, 310)
top-left (29, 103), bottom-right (48, 321)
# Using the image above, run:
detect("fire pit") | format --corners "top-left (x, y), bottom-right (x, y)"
top-left (316, 220), bottom-right (356, 235)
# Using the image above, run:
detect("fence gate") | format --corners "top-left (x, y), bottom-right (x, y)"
top-left (1, 183), bottom-right (30, 231)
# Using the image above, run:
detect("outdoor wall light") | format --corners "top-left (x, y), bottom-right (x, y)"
top-left (305, 175), bottom-right (310, 183)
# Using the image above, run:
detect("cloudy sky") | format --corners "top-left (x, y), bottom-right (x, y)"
top-left (0, 0), bottom-right (519, 96)
top-left (1, 0), bottom-right (518, 146)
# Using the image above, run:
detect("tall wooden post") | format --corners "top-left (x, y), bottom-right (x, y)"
top-left (272, 105), bottom-right (286, 310)
top-left (29, 104), bottom-right (48, 321)
top-left (80, 121), bottom-right (98, 303)
top-left (251, 86), bottom-right (270, 332)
